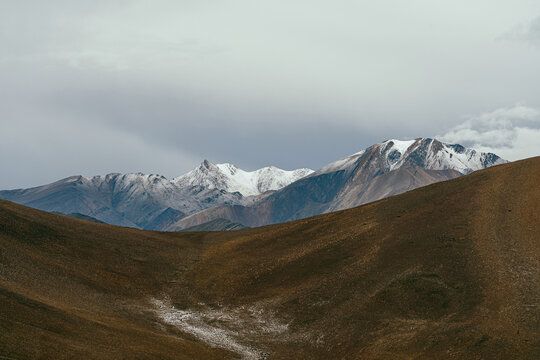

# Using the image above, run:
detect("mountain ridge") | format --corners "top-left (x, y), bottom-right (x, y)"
top-left (0, 138), bottom-right (506, 230)
top-left (0, 162), bottom-right (312, 229)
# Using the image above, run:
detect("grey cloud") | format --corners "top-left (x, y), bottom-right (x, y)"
top-left (503, 16), bottom-right (540, 46)
top-left (2, 1), bottom-right (540, 189)
top-left (527, 17), bottom-right (540, 45)
top-left (521, 16), bottom-right (540, 46)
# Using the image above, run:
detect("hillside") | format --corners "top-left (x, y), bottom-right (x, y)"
top-left (0, 158), bottom-right (538, 359)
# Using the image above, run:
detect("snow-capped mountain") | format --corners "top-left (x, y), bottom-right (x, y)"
top-left (317, 138), bottom-right (507, 176)
top-left (173, 160), bottom-right (314, 197)
top-left (170, 138), bottom-right (507, 230)
top-left (0, 162), bottom-right (313, 229)
top-left (0, 138), bottom-right (507, 231)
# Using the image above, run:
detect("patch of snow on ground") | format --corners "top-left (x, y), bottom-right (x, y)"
top-left (151, 297), bottom-right (288, 359)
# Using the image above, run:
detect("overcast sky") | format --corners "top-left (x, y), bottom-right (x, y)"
top-left (1, 1), bottom-right (540, 189)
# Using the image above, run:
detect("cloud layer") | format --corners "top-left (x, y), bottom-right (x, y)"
top-left (1, 1), bottom-right (540, 188)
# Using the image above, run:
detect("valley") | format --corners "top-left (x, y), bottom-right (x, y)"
top-left (0, 157), bottom-right (537, 359)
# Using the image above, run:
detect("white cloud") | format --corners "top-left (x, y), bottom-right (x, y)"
top-left (438, 105), bottom-right (540, 161)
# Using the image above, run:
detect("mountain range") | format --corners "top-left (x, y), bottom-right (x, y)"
top-left (0, 138), bottom-right (506, 230)
top-left (171, 138), bottom-right (507, 230)
top-left (0, 162), bottom-right (312, 229)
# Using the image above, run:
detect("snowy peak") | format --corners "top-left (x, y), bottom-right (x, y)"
top-left (174, 160), bottom-right (314, 197)
top-left (252, 166), bottom-right (314, 195)
top-left (377, 138), bottom-right (507, 174)
top-left (173, 160), bottom-right (231, 192)
top-left (318, 138), bottom-right (507, 175)
top-left (81, 172), bottom-right (177, 196)
top-left (63, 160), bottom-right (312, 204)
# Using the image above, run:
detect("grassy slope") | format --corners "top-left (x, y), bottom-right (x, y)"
top-left (0, 158), bottom-right (539, 359)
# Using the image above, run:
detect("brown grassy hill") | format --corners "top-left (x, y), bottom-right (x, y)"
top-left (0, 158), bottom-right (539, 359)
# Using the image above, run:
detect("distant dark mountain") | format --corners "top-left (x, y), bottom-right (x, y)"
top-left (181, 218), bottom-right (249, 232)
top-left (143, 208), bottom-right (186, 231)
top-left (54, 212), bottom-right (106, 224)
top-left (0, 164), bottom-right (312, 230)
top-left (168, 138), bottom-right (506, 230)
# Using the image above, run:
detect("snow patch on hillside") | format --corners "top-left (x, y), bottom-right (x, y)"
top-left (151, 297), bottom-right (289, 359)
top-left (386, 139), bottom-right (415, 156)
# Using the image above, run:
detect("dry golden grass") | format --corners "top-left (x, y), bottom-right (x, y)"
top-left (1, 157), bottom-right (539, 359)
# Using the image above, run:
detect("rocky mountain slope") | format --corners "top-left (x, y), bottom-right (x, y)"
top-left (53, 212), bottom-right (106, 224)
top-left (181, 218), bottom-right (249, 232)
top-left (0, 162), bottom-right (312, 230)
top-left (0, 158), bottom-right (538, 359)
top-left (169, 138), bottom-right (506, 229)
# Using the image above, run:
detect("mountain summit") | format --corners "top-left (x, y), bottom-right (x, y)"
top-left (173, 160), bottom-right (313, 196)
top-left (317, 138), bottom-right (506, 175)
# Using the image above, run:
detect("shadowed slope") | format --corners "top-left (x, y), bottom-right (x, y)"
top-left (53, 211), bottom-right (107, 224)
top-left (182, 218), bottom-right (249, 232)
top-left (0, 158), bottom-right (538, 359)
top-left (0, 203), bottom-right (233, 359)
